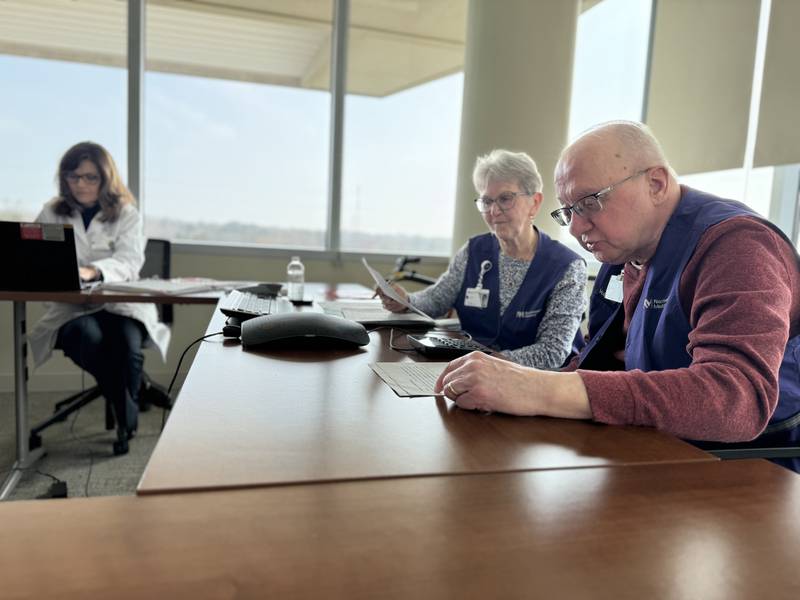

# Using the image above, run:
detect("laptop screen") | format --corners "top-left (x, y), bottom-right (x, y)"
top-left (1, 221), bottom-right (81, 292)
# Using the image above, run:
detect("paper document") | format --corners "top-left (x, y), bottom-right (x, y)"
top-left (319, 300), bottom-right (433, 326)
top-left (370, 362), bottom-right (450, 397)
top-left (99, 278), bottom-right (251, 296)
top-left (361, 258), bottom-right (433, 321)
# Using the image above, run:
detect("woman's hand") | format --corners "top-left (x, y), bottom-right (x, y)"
top-left (79, 266), bottom-right (101, 282)
top-left (434, 352), bottom-right (592, 419)
top-left (375, 283), bottom-right (410, 313)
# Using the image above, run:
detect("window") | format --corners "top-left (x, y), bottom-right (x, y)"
top-left (143, 1), bottom-right (332, 248)
top-left (340, 1), bottom-right (467, 255)
top-left (0, 0), bottom-right (467, 256)
top-left (680, 167), bottom-right (774, 218)
top-left (340, 73), bottom-right (463, 255)
top-left (568, 0), bottom-right (653, 140)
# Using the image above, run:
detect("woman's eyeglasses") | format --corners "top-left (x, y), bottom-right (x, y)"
top-left (474, 191), bottom-right (527, 213)
top-left (66, 173), bottom-right (101, 185)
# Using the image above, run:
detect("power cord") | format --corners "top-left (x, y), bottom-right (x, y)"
top-left (160, 331), bottom-right (224, 430)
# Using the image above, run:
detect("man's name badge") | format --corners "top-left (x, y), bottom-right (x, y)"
top-left (465, 287), bottom-right (490, 308)
top-left (603, 273), bottom-right (624, 303)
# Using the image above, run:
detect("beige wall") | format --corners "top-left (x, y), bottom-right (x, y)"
top-left (754, 0), bottom-right (800, 168)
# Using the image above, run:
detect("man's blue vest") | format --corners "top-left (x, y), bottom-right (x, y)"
top-left (578, 187), bottom-right (800, 432)
top-left (454, 230), bottom-right (584, 355)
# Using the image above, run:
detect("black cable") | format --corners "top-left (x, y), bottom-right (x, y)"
top-left (68, 400), bottom-right (82, 437)
top-left (368, 325), bottom-right (426, 352)
top-left (0, 464), bottom-right (66, 485)
top-left (34, 469), bottom-right (61, 484)
top-left (365, 325), bottom-right (390, 334)
top-left (84, 454), bottom-right (94, 498)
top-left (160, 331), bottom-right (224, 430)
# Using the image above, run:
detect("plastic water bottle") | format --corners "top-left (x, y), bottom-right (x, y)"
top-left (287, 256), bottom-right (305, 301)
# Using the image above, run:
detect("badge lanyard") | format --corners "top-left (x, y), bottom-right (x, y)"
top-left (464, 260), bottom-right (492, 309)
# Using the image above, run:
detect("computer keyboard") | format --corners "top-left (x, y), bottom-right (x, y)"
top-left (407, 334), bottom-right (493, 358)
top-left (219, 289), bottom-right (274, 320)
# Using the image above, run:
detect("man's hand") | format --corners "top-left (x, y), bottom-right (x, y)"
top-left (375, 283), bottom-right (410, 313)
top-left (435, 352), bottom-right (592, 419)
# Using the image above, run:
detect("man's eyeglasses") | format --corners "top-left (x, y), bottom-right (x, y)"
top-left (474, 191), bottom-right (528, 213)
top-left (66, 173), bottom-right (101, 185)
top-left (550, 169), bottom-right (649, 226)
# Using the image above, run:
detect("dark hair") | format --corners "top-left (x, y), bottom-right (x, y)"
top-left (53, 141), bottom-right (135, 221)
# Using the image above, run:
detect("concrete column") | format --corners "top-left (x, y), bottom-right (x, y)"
top-left (452, 0), bottom-right (579, 253)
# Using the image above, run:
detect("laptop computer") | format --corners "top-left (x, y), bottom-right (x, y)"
top-left (0, 221), bottom-right (81, 291)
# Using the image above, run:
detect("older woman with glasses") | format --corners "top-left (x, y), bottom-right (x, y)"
top-left (377, 149), bottom-right (586, 369)
top-left (28, 141), bottom-right (170, 452)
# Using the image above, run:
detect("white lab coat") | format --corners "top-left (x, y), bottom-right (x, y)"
top-left (28, 199), bottom-right (171, 368)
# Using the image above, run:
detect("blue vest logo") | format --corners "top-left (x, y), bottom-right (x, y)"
top-left (643, 298), bottom-right (667, 309)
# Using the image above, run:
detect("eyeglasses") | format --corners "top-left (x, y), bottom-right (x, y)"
top-left (474, 191), bottom-right (528, 213)
top-left (66, 173), bottom-right (101, 185)
top-left (550, 169), bottom-right (649, 226)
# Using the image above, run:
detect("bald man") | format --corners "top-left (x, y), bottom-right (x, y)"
top-left (436, 120), bottom-right (800, 472)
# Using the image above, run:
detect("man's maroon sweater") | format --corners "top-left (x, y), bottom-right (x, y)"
top-left (571, 216), bottom-right (800, 442)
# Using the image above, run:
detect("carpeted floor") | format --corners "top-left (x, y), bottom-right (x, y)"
top-left (0, 390), bottom-right (172, 501)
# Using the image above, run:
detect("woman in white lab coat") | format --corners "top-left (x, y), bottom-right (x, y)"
top-left (29, 142), bottom-right (170, 448)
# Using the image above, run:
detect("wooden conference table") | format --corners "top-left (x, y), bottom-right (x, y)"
top-left (139, 284), bottom-right (713, 495)
top-left (2, 459), bottom-right (800, 599)
top-left (0, 287), bottom-right (221, 500)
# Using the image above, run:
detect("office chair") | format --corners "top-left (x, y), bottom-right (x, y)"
top-left (699, 427), bottom-right (800, 470)
top-left (705, 445), bottom-right (800, 460)
top-left (385, 256), bottom-right (437, 287)
top-left (29, 238), bottom-right (173, 456)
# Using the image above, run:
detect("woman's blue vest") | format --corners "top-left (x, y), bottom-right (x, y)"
top-left (454, 230), bottom-right (584, 354)
top-left (578, 187), bottom-right (800, 432)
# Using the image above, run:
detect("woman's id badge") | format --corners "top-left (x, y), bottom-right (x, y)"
top-left (603, 272), bottom-right (624, 303)
top-left (465, 260), bottom-right (492, 308)
top-left (465, 287), bottom-right (490, 308)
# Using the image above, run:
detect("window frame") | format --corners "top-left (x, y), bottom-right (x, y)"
top-left (126, 0), bottom-right (453, 262)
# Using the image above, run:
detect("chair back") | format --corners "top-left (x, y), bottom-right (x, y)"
top-left (142, 238), bottom-right (173, 325)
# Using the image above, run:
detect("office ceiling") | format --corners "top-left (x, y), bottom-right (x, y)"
top-left (0, 0), bottom-right (598, 97)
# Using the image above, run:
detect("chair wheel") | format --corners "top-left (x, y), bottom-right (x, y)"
top-left (29, 433), bottom-right (42, 451)
top-left (113, 439), bottom-right (129, 455)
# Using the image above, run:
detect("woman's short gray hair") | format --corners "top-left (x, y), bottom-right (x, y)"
top-left (473, 149), bottom-right (543, 196)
